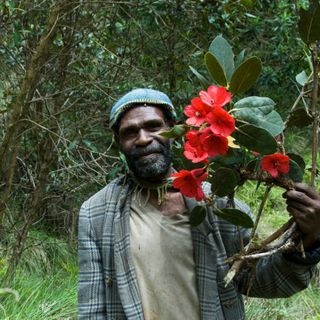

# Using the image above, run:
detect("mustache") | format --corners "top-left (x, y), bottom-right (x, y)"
top-left (129, 145), bottom-right (165, 158)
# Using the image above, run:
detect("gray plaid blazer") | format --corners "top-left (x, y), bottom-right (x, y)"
top-left (78, 176), bottom-right (317, 319)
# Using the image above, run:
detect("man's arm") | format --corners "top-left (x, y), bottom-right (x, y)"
top-left (78, 202), bottom-right (106, 319)
top-left (235, 183), bottom-right (320, 298)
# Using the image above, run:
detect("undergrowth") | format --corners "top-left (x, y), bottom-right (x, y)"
top-left (0, 230), bottom-right (77, 319)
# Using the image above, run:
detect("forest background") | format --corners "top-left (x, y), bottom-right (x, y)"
top-left (0, 0), bottom-right (319, 319)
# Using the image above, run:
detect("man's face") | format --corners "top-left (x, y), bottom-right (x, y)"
top-left (118, 106), bottom-right (173, 181)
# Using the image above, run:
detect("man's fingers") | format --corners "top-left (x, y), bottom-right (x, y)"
top-left (294, 183), bottom-right (319, 200)
top-left (284, 189), bottom-right (314, 206)
top-left (286, 200), bottom-right (315, 214)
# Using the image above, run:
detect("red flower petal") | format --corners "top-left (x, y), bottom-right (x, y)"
top-left (207, 85), bottom-right (232, 106)
top-left (184, 97), bottom-right (211, 127)
top-left (183, 141), bottom-right (208, 163)
top-left (200, 128), bottom-right (229, 158)
top-left (171, 168), bottom-right (208, 201)
top-left (199, 85), bottom-right (232, 108)
top-left (206, 107), bottom-right (235, 137)
top-left (261, 153), bottom-right (290, 178)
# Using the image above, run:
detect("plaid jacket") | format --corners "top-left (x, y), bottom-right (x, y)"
top-left (78, 176), bottom-right (317, 320)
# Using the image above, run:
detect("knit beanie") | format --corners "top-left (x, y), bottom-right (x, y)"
top-left (109, 88), bottom-right (177, 129)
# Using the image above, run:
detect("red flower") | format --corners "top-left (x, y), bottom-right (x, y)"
top-left (171, 168), bottom-right (208, 201)
top-left (185, 129), bottom-right (202, 144)
top-left (206, 107), bottom-right (235, 137)
top-left (183, 141), bottom-right (208, 163)
top-left (261, 153), bottom-right (290, 178)
top-left (184, 97), bottom-right (211, 127)
top-left (183, 130), bottom-right (208, 163)
top-left (200, 128), bottom-right (229, 158)
top-left (199, 85), bottom-right (232, 108)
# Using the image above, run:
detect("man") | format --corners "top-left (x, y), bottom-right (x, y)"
top-left (78, 88), bottom-right (320, 319)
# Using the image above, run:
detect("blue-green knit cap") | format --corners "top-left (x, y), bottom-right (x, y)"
top-left (109, 88), bottom-right (177, 129)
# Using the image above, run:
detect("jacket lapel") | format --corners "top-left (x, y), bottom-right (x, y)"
top-left (114, 184), bottom-right (144, 320)
top-left (185, 197), bottom-right (222, 319)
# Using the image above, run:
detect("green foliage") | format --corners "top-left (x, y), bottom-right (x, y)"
top-left (286, 160), bottom-right (304, 182)
top-left (160, 124), bottom-right (188, 138)
top-left (210, 167), bottom-right (240, 197)
top-left (204, 35), bottom-right (262, 93)
top-left (233, 96), bottom-right (284, 136)
top-left (208, 35), bottom-right (235, 81)
top-left (190, 206), bottom-right (207, 226)
top-left (229, 57), bottom-right (262, 94)
top-left (298, 0), bottom-right (320, 44)
top-left (285, 108), bottom-right (313, 128)
top-left (232, 124), bottom-right (277, 154)
top-left (205, 52), bottom-right (227, 86)
top-left (0, 271), bottom-right (77, 319)
top-left (214, 208), bottom-right (254, 228)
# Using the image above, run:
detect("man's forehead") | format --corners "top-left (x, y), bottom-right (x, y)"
top-left (119, 105), bottom-right (165, 127)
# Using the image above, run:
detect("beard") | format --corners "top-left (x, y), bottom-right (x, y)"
top-left (123, 140), bottom-right (173, 181)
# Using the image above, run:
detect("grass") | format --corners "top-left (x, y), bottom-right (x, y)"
top-left (245, 285), bottom-right (320, 320)
top-left (0, 230), bottom-right (77, 319)
top-left (0, 270), bottom-right (77, 320)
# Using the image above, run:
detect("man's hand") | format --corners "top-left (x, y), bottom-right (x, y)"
top-left (283, 183), bottom-right (320, 249)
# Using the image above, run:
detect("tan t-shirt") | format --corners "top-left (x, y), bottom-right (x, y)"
top-left (130, 191), bottom-right (200, 320)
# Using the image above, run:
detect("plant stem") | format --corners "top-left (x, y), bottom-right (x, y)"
top-left (310, 42), bottom-right (319, 187)
top-left (250, 184), bottom-right (272, 241)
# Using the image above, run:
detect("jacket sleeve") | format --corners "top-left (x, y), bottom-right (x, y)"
top-left (232, 203), bottom-right (320, 298)
top-left (235, 249), bottom-right (318, 298)
top-left (214, 197), bottom-right (320, 298)
top-left (78, 202), bottom-right (106, 319)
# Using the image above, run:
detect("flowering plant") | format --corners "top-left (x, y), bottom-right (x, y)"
top-left (165, 81), bottom-right (298, 229)
top-left (161, 7), bottom-right (320, 282)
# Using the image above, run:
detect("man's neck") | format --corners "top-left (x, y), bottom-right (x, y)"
top-left (142, 188), bottom-right (187, 216)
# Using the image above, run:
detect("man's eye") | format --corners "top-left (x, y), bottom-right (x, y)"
top-left (148, 126), bottom-right (162, 132)
top-left (121, 129), bottom-right (136, 138)
top-left (146, 123), bottom-right (164, 131)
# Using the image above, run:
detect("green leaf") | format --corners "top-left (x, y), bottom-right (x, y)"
top-left (83, 139), bottom-right (98, 152)
top-left (298, 0), bottom-right (320, 44)
top-left (295, 70), bottom-right (308, 86)
top-left (205, 52), bottom-right (227, 86)
top-left (190, 205), bottom-right (207, 226)
top-left (208, 35), bottom-right (234, 81)
top-left (285, 108), bottom-right (313, 128)
top-left (189, 66), bottom-right (211, 87)
top-left (233, 123), bottom-right (277, 155)
top-left (229, 57), bottom-right (262, 94)
top-left (210, 167), bottom-right (240, 197)
top-left (287, 153), bottom-right (306, 172)
top-left (106, 166), bottom-right (121, 181)
top-left (235, 49), bottom-right (246, 68)
top-left (160, 124), bottom-right (187, 138)
top-left (119, 152), bottom-right (129, 172)
top-left (241, 0), bottom-right (253, 8)
top-left (246, 159), bottom-right (259, 172)
top-left (285, 160), bottom-right (304, 182)
top-left (212, 149), bottom-right (246, 167)
top-left (213, 208), bottom-right (254, 228)
top-left (233, 96), bottom-right (284, 136)
top-left (0, 288), bottom-right (19, 301)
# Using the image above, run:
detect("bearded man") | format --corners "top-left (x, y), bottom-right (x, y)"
top-left (78, 88), bottom-right (320, 320)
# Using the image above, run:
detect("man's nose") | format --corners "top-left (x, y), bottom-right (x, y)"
top-left (135, 129), bottom-right (152, 146)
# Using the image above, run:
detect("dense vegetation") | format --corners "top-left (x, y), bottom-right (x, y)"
top-left (0, 0), bottom-right (318, 318)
